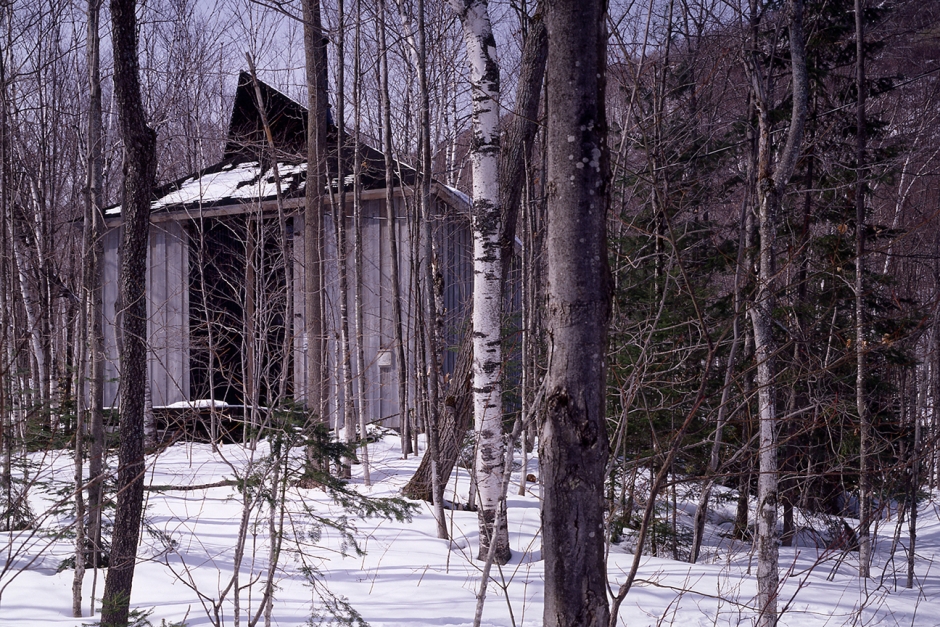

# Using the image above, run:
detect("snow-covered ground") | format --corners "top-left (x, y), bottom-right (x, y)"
top-left (2, 435), bottom-right (938, 627)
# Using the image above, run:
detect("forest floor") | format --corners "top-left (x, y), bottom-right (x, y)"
top-left (1, 433), bottom-right (938, 627)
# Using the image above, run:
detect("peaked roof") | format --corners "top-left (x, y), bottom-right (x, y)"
top-left (223, 71), bottom-right (330, 160)
top-left (108, 72), bottom-right (418, 219)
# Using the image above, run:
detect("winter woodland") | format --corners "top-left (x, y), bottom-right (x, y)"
top-left (1, 0), bottom-right (940, 626)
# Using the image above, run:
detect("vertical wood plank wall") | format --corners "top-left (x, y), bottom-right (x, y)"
top-left (101, 221), bottom-right (190, 408)
top-left (103, 193), bottom-right (471, 430)
top-left (148, 220), bottom-right (190, 406)
top-left (294, 195), bottom-right (471, 429)
top-left (102, 228), bottom-right (121, 408)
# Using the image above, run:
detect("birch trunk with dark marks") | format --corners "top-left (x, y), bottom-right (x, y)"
top-left (541, 0), bottom-right (611, 624)
top-left (100, 0), bottom-right (156, 623)
top-left (745, 0), bottom-right (808, 623)
top-left (450, 0), bottom-right (508, 563)
top-left (401, 10), bottom-right (547, 505)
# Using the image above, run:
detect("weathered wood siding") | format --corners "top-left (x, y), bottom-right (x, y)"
top-left (102, 228), bottom-right (121, 408)
top-left (102, 221), bottom-right (189, 408)
top-left (294, 196), bottom-right (471, 429)
top-left (148, 220), bottom-right (190, 406)
top-left (102, 192), bottom-right (470, 429)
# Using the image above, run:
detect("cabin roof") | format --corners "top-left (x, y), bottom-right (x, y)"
top-left (107, 72), bottom-right (428, 220)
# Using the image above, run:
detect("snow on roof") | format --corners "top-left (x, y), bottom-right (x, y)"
top-left (227, 162), bottom-right (307, 201)
top-left (443, 184), bottom-right (470, 207)
top-left (164, 399), bottom-right (231, 409)
top-left (105, 161), bottom-right (310, 216)
top-left (153, 161), bottom-right (265, 209)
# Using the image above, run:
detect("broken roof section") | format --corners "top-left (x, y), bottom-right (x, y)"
top-left (107, 71), bottom-right (415, 218)
top-left (224, 71), bottom-right (317, 159)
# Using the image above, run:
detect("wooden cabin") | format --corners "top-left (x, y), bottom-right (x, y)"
top-left (102, 73), bottom-right (472, 433)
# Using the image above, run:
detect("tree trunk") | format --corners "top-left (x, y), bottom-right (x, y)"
top-left (402, 9), bottom-right (547, 504)
top-left (746, 0), bottom-right (808, 622)
top-left (73, 0), bottom-right (105, 613)
top-left (541, 1), bottom-right (611, 625)
top-left (100, 0), bottom-right (157, 623)
top-left (331, 1), bottom-right (356, 477)
top-left (376, 0), bottom-right (412, 457)
top-left (352, 0), bottom-right (370, 486)
top-left (450, 0), bottom-right (508, 564)
top-left (396, 0), bottom-right (449, 538)
top-left (0, 23), bottom-right (11, 535)
top-left (854, 0), bottom-right (871, 579)
top-left (301, 0), bottom-right (327, 455)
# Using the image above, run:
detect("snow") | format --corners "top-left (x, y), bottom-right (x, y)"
top-left (105, 162), bottom-right (310, 216)
top-left (152, 161), bottom-right (265, 208)
top-left (444, 184), bottom-right (471, 208)
top-left (163, 399), bottom-right (231, 409)
top-left (3, 436), bottom-right (940, 627)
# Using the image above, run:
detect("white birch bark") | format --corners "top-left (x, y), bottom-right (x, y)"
top-left (450, 0), bottom-right (508, 563)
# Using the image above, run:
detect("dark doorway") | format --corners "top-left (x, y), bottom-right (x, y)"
top-left (188, 215), bottom-right (290, 408)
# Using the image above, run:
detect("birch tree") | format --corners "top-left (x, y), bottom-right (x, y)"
top-left (450, 0), bottom-right (509, 563)
top-left (401, 8), bottom-right (547, 506)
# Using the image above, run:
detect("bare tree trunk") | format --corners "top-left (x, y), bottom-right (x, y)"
top-left (100, 0), bottom-right (157, 623)
top-left (541, 0), bottom-right (611, 624)
top-left (72, 319), bottom-right (87, 617)
top-left (907, 358), bottom-right (923, 589)
top-left (332, 0), bottom-right (356, 477)
top-left (352, 0), bottom-right (370, 486)
top-left (301, 0), bottom-right (328, 463)
top-left (450, 0), bottom-right (508, 564)
top-left (745, 0), bottom-right (808, 622)
top-left (73, 0), bottom-right (106, 613)
top-left (85, 0), bottom-right (108, 599)
top-left (854, 0), bottom-right (871, 579)
top-left (396, 0), bottom-right (448, 538)
top-left (376, 0), bottom-right (412, 457)
top-left (0, 10), bottom-right (13, 531)
top-left (0, 2), bottom-right (11, 536)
